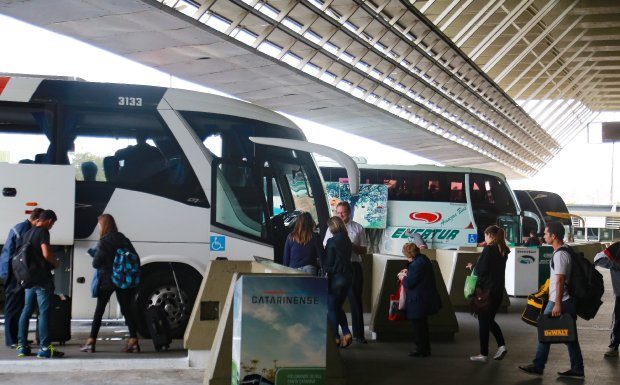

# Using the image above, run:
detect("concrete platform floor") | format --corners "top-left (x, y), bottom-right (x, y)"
top-left (0, 271), bottom-right (618, 384)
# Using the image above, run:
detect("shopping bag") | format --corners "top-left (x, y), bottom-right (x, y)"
top-left (398, 282), bottom-right (406, 310)
top-left (388, 280), bottom-right (406, 321)
top-left (537, 314), bottom-right (577, 343)
top-left (464, 270), bottom-right (477, 299)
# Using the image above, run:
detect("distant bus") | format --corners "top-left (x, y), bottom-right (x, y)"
top-left (0, 75), bottom-right (357, 337)
top-left (320, 164), bottom-right (527, 253)
top-left (515, 190), bottom-right (572, 238)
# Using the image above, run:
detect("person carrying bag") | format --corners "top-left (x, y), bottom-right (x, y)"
top-left (401, 243), bottom-right (441, 358)
top-left (466, 226), bottom-right (509, 363)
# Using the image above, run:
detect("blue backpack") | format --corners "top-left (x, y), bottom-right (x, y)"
top-left (112, 248), bottom-right (141, 289)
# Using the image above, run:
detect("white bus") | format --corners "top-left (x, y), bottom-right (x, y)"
top-left (0, 75), bottom-right (358, 337)
top-left (320, 164), bottom-right (527, 254)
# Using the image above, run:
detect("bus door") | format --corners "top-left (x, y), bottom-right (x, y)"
top-left (468, 173), bottom-right (520, 244)
top-left (0, 163), bottom-right (75, 294)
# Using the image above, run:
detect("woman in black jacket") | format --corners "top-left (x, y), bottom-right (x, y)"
top-left (323, 216), bottom-right (353, 348)
top-left (80, 214), bottom-right (141, 353)
top-left (400, 242), bottom-right (442, 357)
top-left (467, 225), bottom-right (509, 362)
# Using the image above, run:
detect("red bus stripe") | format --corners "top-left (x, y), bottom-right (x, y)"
top-left (0, 77), bottom-right (9, 94)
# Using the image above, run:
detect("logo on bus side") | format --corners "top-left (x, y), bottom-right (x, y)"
top-left (391, 227), bottom-right (460, 241)
top-left (409, 212), bottom-right (442, 223)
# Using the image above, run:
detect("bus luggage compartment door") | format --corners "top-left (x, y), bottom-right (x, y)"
top-left (0, 163), bottom-right (75, 245)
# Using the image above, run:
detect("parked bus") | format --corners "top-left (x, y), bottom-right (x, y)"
top-left (320, 164), bottom-right (528, 253)
top-left (514, 190), bottom-right (573, 239)
top-left (0, 75), bottom-right (358, 337)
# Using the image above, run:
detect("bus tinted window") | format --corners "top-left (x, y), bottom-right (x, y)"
top-left (384, 170), bottom-right (466, 203)
top-left (64, 106), bottom-right (207, 207)
top-left (0, 103), bottom-right (53, 164)
top-left (469, 173), bottom-right (517, 214)
top-left (320, 166), bottom-right (348, 182)
top-left (187, 112), bottom-right (324, 237)
top-left (529, 191), bottom-right (569, 214)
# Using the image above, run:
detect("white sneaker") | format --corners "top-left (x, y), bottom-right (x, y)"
top-left (493, 345), bottom-right (507, 360)
top-left (470, 354), bottom-right (488, 362)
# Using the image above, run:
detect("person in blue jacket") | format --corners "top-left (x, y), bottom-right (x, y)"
top-left (0, 208), bottom-right (43, 348)
top-left (399, 242), bottom-right (441, 357)
top-left (283, 212), bottom-right (324, 275)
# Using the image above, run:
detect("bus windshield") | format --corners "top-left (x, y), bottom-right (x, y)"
top-left (181, 111), bottom-right (327, 242)
top-left (469, 173), bottom-right (519, 243)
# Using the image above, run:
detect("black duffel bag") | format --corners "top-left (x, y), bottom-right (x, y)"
top-left (537, 314), bottom-right (577, 343)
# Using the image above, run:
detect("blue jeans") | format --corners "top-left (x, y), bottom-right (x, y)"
top-left (327, 273), bottom-right (351, 339)
top-left (533, 299), bottom-right (584, 372)
top-left (297, 265), bottom-right (318, 276)
top-left (18, 282), bottom-right (53, 349)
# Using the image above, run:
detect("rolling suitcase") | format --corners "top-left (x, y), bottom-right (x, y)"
top-left (38, 294), bottom-right (71, 345)
top-left (145, 305), bottom-right (171, 351)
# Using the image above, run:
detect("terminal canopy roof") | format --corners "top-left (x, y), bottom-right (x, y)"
top-left (1, 0), bottom-right (617, 178)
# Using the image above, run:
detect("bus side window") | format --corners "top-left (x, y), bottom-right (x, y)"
top-left (0, 104), bottom-right (54, 164)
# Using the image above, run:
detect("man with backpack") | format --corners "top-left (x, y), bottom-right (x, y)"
top-left (15, 209), bottom-right (64, 358)
top-left (594, 242), bottom-right (620, 357)
top-left (519, 221), bottom-right (584, 378)
top-left (0, 208), bottom-right (43, 348)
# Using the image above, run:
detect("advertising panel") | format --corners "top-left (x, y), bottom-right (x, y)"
top-left (325, 181), bottom-right (387, 229)
top-left (232, 276), bottom-right (327, 385)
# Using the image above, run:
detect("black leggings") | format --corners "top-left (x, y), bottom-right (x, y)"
top-left (478, 297), bottom-right (505, 356)
top-left (90, 287), bottom-right (138, 339)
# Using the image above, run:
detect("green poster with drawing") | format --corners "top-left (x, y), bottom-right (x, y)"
top-left (232, 276), bottom-right (327, 385)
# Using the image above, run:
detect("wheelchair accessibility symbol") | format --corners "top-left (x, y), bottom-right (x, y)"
top-left (467, 234), bottom-right (478, 244)
top-left (210, 236), bottom-right (226, 252)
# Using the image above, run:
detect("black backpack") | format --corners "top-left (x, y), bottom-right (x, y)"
top-left (10, 228), bottom-right (45, 289)
top-left (553, 245), bottom-right (604, 320)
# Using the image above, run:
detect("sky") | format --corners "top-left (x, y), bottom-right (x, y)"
top-left (0, 14), bottom-right (618, 205)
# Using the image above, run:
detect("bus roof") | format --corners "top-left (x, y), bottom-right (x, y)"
top-left (0, 75), bottom-right (301, 133)
top-left (318, 162), bottom-right (509, 181)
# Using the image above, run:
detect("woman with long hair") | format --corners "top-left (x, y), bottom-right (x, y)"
top-left (283, 212), bottom-right (324, 275)
top-left (467, 225), bottom-right (509, 362)
top-left (323, 216), bottom-right (353, 348)
top-left (80, 214), bottom-right (141, 353)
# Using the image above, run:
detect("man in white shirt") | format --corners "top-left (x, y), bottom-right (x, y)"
top-left (324, 201), bottom-right (368, 343)
top-left (519, 222), bottom-right (584, 378)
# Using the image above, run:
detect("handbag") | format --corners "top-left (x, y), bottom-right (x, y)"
top-left (537, 314), bottom-right (577, 343)
top-left (521, 279), bottom-right (550, 326)
top-left (464, 269), bottom-right (477, 299)
top-left (470, 287), bottom-right (491, 315)
top-left (388, 280), bottom-right (406, 321)
top-left (90, 269), bottom-right (99, 298)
